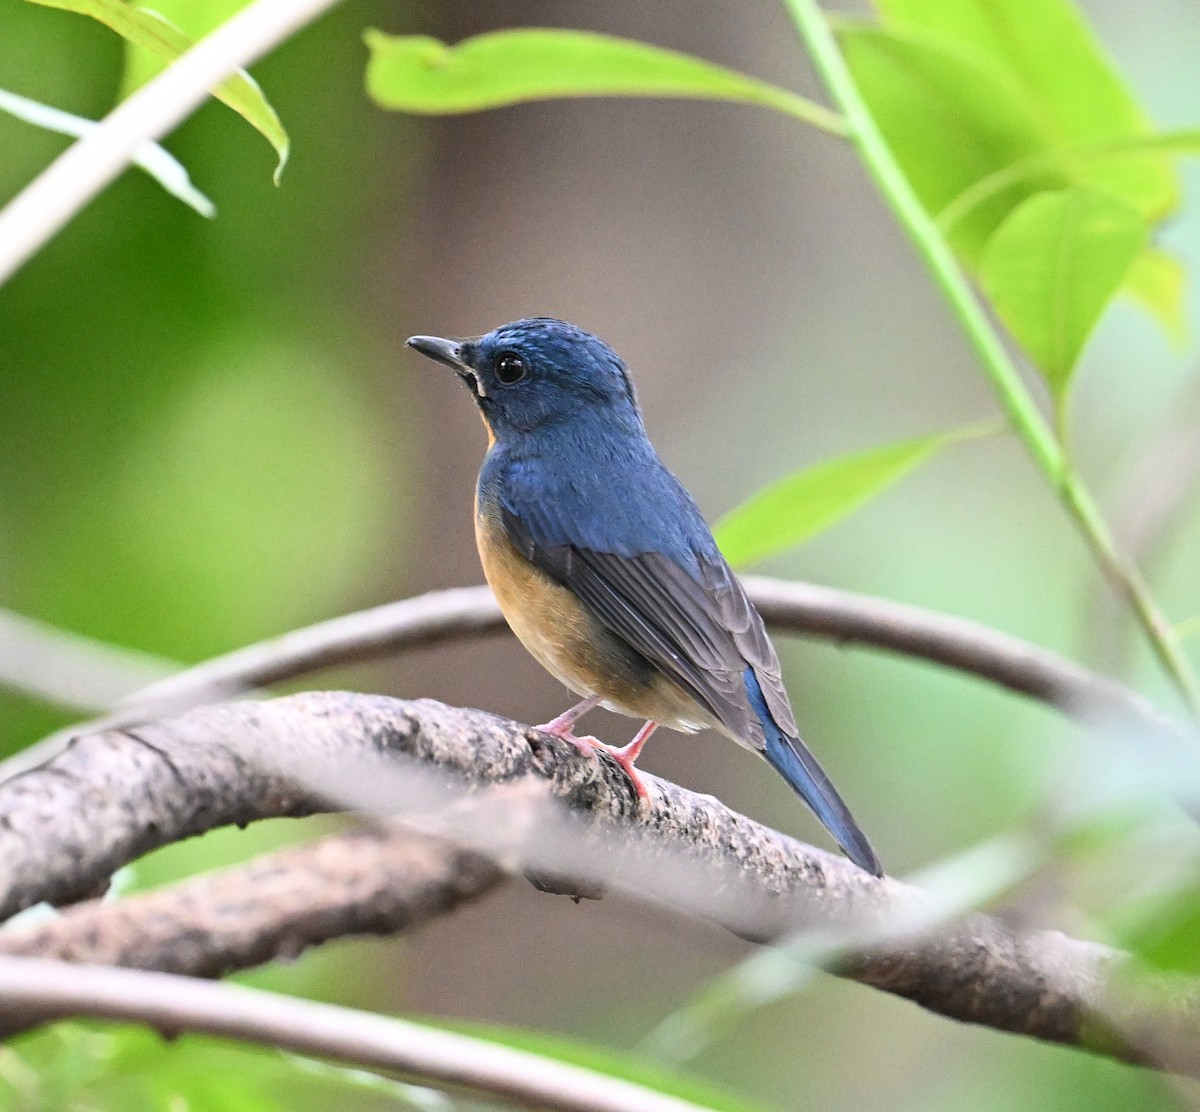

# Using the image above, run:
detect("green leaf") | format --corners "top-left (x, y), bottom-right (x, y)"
top-left (938, 128), bottom-right (1200, 240)
top-left (1123, 247), bottom-right (1188, 349)
top-left (363, 28), bottom-right (844, 133)
top-left (979, 187), bottom-right (1146, 398)
top-left (871, 0), bottom-right (1179, 220)
top-left (837, 21), bottom-right (1074, 260)
top-left (0, 86), bottom-right (215, 216)
top-left (713, 423), bottom-right (992, 568)
top-left (27, 0), bottom-right (289, 182)
top-left (118, 0), bottom-right (251, 97)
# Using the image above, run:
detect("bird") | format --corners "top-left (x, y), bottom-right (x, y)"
top-left (407, 318), bottom-right (882, 876)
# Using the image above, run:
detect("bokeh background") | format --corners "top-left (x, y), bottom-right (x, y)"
top-left (3, 0), bottom-right (1200, 1108)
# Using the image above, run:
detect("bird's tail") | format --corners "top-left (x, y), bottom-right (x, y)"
top-left (747, 674), bottom-right (882, 876)
top-left (762, 730), bottom-right (882, 876)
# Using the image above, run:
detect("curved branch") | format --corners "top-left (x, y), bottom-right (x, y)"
top-left (1, 577), bottom-right (1170, 780)
top-left (2, 691), bottom-right (1198, 1073)
top-left (0, 957), bottom-right (707, 1112)
top-left (118, 579), bottom-right (1172, 728)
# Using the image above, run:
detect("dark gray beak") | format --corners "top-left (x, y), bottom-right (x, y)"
top-left (406, 335), bottom-right (467, 370)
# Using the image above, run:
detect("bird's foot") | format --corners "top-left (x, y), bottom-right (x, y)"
top-left (540, 725), bottom-right (604, 753)
top-left (595, 738), bottom-right (651, 800)
top-left (534, 722), bottom-right (651, 800)
top-left (535, 719), bottom-right (605, 758)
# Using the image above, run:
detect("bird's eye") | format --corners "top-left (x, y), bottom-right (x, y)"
top-left (495, 352), bottom-right (527, 385)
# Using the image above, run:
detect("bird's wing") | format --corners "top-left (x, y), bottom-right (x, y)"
top-left (500, 499), bottom-right (796, 748)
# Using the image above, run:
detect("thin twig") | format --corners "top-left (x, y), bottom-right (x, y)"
top-left (0, 957), bottom-right (710, 1112)
top-left (0, 0), bottom-right (341, 286)
top-left (2, 691), bottom-right (1199, 1073)
top-left (0, 608), bottom-right (172, 711)
top-left (1091, 372), bottom-right (1200, 672)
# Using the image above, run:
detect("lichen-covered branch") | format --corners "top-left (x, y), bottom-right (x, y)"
top-left (2, 690), bottom-right (1199, 1074)
top-left (0, 826), bottom-right (504, 976)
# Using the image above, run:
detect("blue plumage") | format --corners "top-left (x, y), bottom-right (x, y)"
top-left (745, 669), bottom-right (879, 874)
top-left (407, 318), bottom-right (882, 876)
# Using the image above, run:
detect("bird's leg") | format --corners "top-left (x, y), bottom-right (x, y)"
top-left (536, 694), bottom-right (601, 738)
top-left (536, 695), bottom-right (614, 772)
top-left (598, 720), bottom-right (657, 799)
top-left (538, 701), bottom-right (656, 800)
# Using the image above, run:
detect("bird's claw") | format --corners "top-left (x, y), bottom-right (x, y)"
top-left (535, 724), bottom-right (650, 800)
top-left (596, 741), bottom-right (651, 800)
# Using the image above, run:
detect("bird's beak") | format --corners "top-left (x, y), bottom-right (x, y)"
top-left (405, 335), bottom-right (467, 370)
top-left (406, 334), bottom-right (488, 398)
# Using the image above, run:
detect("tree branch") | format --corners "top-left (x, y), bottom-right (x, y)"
top-left (2, 691), bottom-right (1198, 1074)
top-left (0, 957), bottom-right (709, 1112)
top-left (0, 825), bottom-right (504, 976)
top-left (2, 576), bottom-right (1176, 786)
top-left (0, 607), bottom-right (171, 711)
top-left (118, 579), bottom-right (1174, 729)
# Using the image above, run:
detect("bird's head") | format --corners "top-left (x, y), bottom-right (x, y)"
top-left (406, 317), bottom-right (642, 441)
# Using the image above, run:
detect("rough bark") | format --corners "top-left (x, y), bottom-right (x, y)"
top-left (2, 690), bottom-right (1199, 1074)
top-left (0, 826), bottom-right (504, 976)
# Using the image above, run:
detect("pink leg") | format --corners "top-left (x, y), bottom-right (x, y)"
top-left (537, 694), bottom-right (601, 736)
top-left (600, 720), bottom-right (657, 799)
top-left (536, 703), bottom-right (658, 800)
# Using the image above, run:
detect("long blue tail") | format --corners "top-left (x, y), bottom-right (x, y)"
top-left (747, 672), bottom-right (882, 876)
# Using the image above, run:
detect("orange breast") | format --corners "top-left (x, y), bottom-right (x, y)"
top-left (474, 495), bottom-right (714, 732)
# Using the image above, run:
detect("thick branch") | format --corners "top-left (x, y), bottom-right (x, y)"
top-left (0, 957), bottom-right (706, 1112)
top-left (2, 691), bottom-right (1198, 1073)
top-left (0, 826), bottom-right (504, 976)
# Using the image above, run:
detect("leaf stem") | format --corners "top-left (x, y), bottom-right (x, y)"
top-left (782, 0), bottom-right (1200, 716)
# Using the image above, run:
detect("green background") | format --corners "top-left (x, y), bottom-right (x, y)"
top-left (2, 0), bottom-right (1199, 1108)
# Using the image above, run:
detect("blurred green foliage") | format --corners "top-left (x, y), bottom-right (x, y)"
top-left (0, 0), bottom-right (407, 735)
top-left (3, 0), bottom-right (1200, 1109)
top-left (28, 0), bottom-right (289, 176)
top-left (0, 5), bottom-right (413, 1104)
top-left (0, 1023), bottom-right (452, 1111)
